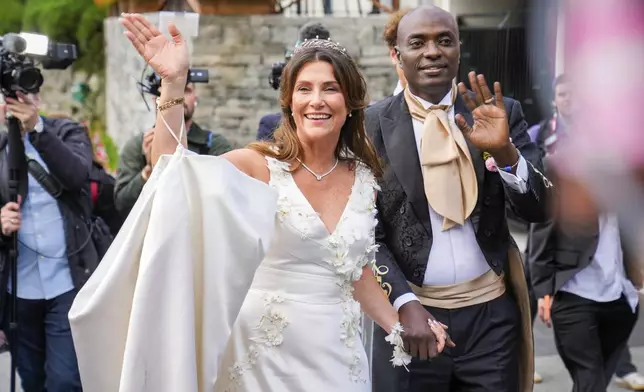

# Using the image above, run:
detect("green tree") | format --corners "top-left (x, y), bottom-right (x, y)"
top-left (20, 0), bottom-right (107, 77)
top-left (0, 0), bottom-right (26, 36)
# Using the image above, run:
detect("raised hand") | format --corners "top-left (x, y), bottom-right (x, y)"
top-left (455, 72), bottom-right (511, 154)
top-left (120, 13), bottom-right (189, 84)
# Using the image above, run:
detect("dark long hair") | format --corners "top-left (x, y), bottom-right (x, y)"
top-left (248, 45), bottom-right (383, 178)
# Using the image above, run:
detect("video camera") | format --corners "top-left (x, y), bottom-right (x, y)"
top-left (137, 67), bottom-right (209, 111)
top-left (139, 68), bottom-right (210, 97)
top-left (268, 22), bottom-right (330, 91)
top-left (0, 32), bottom-right (77, 98)
top-left (268, 47), bottom-right (296, 91)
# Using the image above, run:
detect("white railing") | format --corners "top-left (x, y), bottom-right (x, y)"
top-left (277, 0), bottom-right (424, 17)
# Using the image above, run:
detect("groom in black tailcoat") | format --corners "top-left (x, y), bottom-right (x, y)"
top-left (366, 5), bottom-right (551, 392)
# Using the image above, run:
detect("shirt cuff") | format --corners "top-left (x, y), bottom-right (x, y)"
top-left (498, 155), bottom-right (528, 194)
top-left (393, 293), bottom-right (421, 311)
top-left (32, 117), bottom-right (44, 133)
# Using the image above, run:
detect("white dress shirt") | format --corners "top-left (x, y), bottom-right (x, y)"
top-left (560, 214), bottom-right (639, 312)
top-left (393, 89), bottom-right (530, 310)
top-left (393, 80), bottom-right (404, 96)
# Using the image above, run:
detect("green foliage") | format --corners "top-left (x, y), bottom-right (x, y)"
top-left (20, 0), bottom-right (107, 76)
top-left (76, 4), bottom-right (107, 77)
top-left (0, 0), bottom-right (25, 36)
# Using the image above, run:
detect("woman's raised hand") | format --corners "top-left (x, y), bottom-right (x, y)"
top-left (120, 13), bottom-right (189, 85)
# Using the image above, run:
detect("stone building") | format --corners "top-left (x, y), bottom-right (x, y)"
top-left (103, 13), bottom-right (402, 147)
top-left (24, 0), bottom-right (558, 150)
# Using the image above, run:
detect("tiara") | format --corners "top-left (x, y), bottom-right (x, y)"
top-left (292, 36), bottom-right (350, 58)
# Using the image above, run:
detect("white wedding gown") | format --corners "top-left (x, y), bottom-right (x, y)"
top-left (213, 157), bottom-right (380, 392)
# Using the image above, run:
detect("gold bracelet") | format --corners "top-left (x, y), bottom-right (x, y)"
top-left (157, 97), bottom-right (185, 112)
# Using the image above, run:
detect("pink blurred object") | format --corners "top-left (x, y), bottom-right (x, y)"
top-left (552, 0), bottom-right (644, 259)
top-left (556, 0), bottom-right (644, 174)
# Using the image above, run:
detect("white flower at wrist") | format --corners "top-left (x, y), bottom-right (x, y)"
top-left (385, 322), bottom-right (411, 370)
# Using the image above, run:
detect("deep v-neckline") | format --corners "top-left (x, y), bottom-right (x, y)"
top-left (287, 166), bottom-right (360, 238)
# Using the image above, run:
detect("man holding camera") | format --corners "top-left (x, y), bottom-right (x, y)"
top-left (115, 78), bottom-right (232, 217)
top-left (0, 90), bottom-right (97, 392)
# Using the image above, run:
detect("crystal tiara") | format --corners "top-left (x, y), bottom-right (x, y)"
top-left (292, 36), bottom-right (350, 58)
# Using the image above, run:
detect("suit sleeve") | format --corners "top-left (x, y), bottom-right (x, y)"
top-left (528, 219), bottom-right (557, 299)
top-left (114, 135), bottom-right (146, 216)
top-left (503, 99), bottom-right (551, 223)
top-left (374, 201), bottom-right (416, 306)
top-left (365, 106), bottom-right (415, 306)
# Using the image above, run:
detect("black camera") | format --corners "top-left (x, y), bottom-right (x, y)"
top-left (139, 68), bottom-right (210, 97)
top-left (269, 61), bottom-right (286, 91)
top-left (0, 32), bottom-right (77, 98)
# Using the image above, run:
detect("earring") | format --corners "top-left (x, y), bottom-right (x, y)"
top-left (348, 113), bottom-right (352, 117)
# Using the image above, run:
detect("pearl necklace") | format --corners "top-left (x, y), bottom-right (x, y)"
top-left (296, 157), bottom-right (339, 181)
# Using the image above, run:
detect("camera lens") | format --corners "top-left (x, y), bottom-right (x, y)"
top-left (14, 67), bottom-right (43, 93)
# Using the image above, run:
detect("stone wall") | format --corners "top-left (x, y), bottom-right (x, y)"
top-left (104, 14), bottom-right (397, 148)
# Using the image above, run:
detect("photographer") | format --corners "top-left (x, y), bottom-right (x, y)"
top-left (115, 78), bottom-right (232, 217)
top-left (257, 21), bottom-right (331, 141)
top-left (0, 90), bottom-right (96, 392)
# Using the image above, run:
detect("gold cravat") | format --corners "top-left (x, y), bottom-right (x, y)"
top-left (403, 87), bottom-right (478, 230)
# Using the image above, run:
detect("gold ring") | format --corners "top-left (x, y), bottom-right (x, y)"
top-left (485, 97), bottom-right (494, 104)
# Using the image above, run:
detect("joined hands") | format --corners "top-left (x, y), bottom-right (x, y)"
top-left (400, 301), bottom-right (455, 361)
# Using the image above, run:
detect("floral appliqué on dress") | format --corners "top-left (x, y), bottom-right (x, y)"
top-left (225, 157), bottom-right (380, 388)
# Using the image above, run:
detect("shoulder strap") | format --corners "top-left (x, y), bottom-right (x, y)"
top-left (26, 159), bottom-right (63, 197)
top-left (26, 159), bottom-right (86, 219)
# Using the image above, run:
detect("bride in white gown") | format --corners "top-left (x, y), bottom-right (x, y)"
top-left (81, 14), bottom-right (449, 391)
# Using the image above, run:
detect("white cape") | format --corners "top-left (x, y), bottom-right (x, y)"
top-left (68, 146), bottom-right (278, 392)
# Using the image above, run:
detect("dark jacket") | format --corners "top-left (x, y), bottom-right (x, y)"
top-left (366, 92), bottom-right (550, 302)
top-left (114, 122), bottom-right (232, 216)
top-left (528, 168), bottom-right (642, 299)
top-left (90, 161), bottom-right (123, 236)
top-left (256, 113), bottom-right (281, 141)
top-left (0, 117), bottom-right (97, 321)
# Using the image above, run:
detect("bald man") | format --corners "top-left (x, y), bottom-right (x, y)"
top-left (366, 6), bottom-right (549, 392)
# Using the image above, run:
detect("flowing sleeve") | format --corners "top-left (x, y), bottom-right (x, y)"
top-left (68, 147), bottom-right (278, 392)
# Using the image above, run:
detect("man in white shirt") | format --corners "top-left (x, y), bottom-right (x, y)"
top-left (530, 188), bottom-right (640, 392)
top-left (366, 5), bottom-right (550, 392)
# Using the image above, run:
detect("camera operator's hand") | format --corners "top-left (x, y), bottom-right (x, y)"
top-left (142, 128), bottom-right (155, 165)
top-left (4, 92), bottom-right (39, 133)
top-left (1, 196), bottom-right (22, 236)
top-left (141, 165), bottom-right (152, 183)
top-left (120, 13), bottom-right (189, 86)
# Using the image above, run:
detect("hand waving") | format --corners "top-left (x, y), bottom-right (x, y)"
top-left (120, 13), bottom-right (189, 84)
top-left (455, 72), bottom-right (510, 153)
